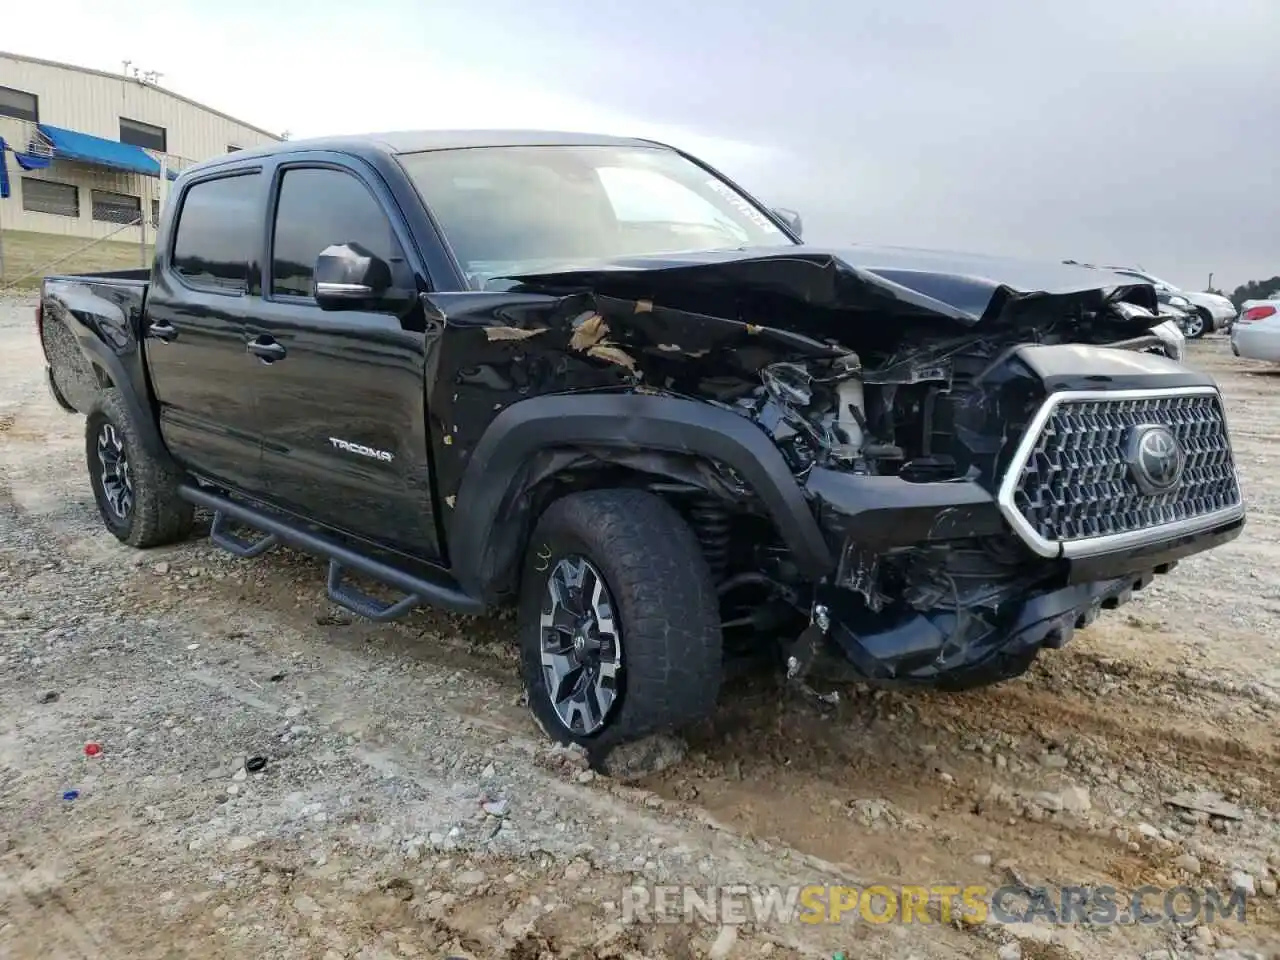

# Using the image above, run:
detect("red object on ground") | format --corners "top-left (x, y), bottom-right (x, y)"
top-left (84, 743), bottom-right (102, 757)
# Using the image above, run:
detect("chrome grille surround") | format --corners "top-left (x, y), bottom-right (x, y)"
top-left (995, 386), bottom-right (1244, 559)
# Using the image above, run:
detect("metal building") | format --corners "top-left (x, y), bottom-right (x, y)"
top-left (0, 50), bottom-right (279, 263)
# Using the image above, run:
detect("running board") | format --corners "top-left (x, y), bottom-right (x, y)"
top-left (178, 484), bottom-right (485, 619)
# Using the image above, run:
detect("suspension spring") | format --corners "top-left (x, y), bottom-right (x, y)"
top-left (688, 498), bottom-right (731, 581)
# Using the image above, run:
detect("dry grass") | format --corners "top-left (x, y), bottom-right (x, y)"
top-left (0, 229), bottom-right (153, 289)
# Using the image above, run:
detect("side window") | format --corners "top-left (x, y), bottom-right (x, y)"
top-left (171, 174), bottom-right (260, 294)
top-left (270, 167), bottom-right (403, 299)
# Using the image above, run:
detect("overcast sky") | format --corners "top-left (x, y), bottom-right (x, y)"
top-left (9, 0), bottom-right (1277, 290)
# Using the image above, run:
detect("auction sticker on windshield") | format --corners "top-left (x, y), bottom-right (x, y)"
top-left (705, 180), bottom-right (785, 234)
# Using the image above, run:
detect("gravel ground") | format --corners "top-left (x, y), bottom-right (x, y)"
top-left (2, 290), bottom-right (1278, 960)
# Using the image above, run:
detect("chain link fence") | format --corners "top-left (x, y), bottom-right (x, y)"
top-left (0, 121), bottom-right (197, 289)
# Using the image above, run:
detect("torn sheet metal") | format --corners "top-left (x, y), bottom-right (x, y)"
top-left (422, 245), bottom-right (1170, 519)
top-left (507, 244), bottom-right (1162, 331)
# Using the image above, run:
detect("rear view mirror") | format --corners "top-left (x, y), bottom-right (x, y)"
top-left (314, 242), bottom-right (392, 309)
top-left (772, 207), bottom-right (803, 239)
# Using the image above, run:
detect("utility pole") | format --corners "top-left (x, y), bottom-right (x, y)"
top-left (1208, 272), bottom-right (1214, 292)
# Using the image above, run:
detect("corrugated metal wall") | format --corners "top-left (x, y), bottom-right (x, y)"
top-left (0, 53), bottom-right (278, 157)
top-left (0, 53), bottom-right (279, 258)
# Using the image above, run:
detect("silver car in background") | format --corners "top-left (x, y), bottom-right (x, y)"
top-left (1231, 300), bottom-right (1280, 362)
top-left (1063, 261), bottom-right (1236, 339)
top-left (1106, 268), bottom-right (1237, 338)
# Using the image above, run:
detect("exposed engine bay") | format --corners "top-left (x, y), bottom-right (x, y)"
top-left (439, 247), bottom-right (1237, 693)
top-left (716, 298), bottom-right (1191, 689)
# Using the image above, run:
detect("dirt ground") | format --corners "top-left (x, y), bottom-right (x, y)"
top-left (2, 291), bottom-right (1278, 960)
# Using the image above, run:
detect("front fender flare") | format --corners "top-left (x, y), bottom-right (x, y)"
top-left (447, 392), bottom-right (835, 601)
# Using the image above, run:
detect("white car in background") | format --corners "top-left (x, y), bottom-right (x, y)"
top-left (1231, 298), bottom-right (1280, 362)
top-left (1106, 267), bottom-right (1237, 338)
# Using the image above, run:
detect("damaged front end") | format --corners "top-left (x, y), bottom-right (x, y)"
top-left (442, 248), bottom-right (1245, 691)
top-left (735, 316), bottom-right (1241, 691)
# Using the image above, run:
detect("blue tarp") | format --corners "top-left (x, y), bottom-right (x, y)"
top-left (0, 136), bottom-right (49, 198)
top-left (1, 134), bottom-right (62, 199)
top-left (38, 124), bottom-right (176, 179)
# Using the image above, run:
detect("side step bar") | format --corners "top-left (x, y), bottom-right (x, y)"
top-left (178, 484), bottom-right (485, 621)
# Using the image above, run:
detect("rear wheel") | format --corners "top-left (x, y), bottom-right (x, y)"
top-left (517, 489), bottom-right (723, 758)
top-left (85, 389), bottom-right (194, 548)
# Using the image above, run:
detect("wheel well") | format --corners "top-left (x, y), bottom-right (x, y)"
top-left (446, 392), bottom-right (835, 604)
top-left (41, 315), bottom-right (114, 412)
top-left (495, 450), bottom-right (787, 599)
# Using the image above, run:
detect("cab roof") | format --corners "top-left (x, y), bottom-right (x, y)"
top-left (194, 129), bottom-right (665, 170)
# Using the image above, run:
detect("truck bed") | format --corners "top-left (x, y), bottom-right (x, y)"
top-left (48, 268), bottom-right (152, 283)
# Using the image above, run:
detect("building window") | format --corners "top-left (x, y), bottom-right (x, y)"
top-left (151, 198), bottom-right (161, 227)
top-left (0, 84), bottom-right (39, 122)
top-left (92, 189), bottom-right (142, 225)
top-left (22, 178), bottom-right (79, 217)
top-left (227, 144), bottom-right (242, 153)
top-left (119, 117), bottom-right (167, 152)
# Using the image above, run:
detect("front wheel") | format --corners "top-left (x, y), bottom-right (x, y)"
top-left (517, 489), bottom-right (723, 758)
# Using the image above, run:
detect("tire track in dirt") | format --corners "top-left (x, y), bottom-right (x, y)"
top-left (636, 655), bottom-right (1280, 939)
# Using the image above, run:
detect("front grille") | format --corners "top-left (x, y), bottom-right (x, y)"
top-left (1005, 390), bottom-right (1241, 549)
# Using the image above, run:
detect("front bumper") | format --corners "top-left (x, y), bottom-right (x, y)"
top-left (803, 461), bottom-right (1244, 683)
top-left (806, 512), bottom-right (1243, 684)
top-left (797, 354), bottom-right (1246, 685)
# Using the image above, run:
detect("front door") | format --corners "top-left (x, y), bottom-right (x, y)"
top-left (144, 169), bottom-right (266, 492)
top-left (250, 160), bottom-right (440, 560)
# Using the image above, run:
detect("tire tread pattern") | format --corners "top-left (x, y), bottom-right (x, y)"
top-left (519, 488), bottom-right (723, 753)
top-left (87, 388), bottom-right (194, 548)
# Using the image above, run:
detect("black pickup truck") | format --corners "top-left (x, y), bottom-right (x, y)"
top-left (39, 130), bottom-right (1243, 760)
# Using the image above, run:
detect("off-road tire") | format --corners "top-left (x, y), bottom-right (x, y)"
top-left (517, 488), bottom-right (723, 760)
top-left (85, 389), bottom-right (194, 548)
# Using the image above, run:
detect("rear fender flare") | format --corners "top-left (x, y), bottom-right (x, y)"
top-left (447, 392), bottom-right (835, 601)
top-left (75, 330), bottom-right (176, 469)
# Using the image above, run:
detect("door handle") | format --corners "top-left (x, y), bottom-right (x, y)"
top-left (246, 337), bottom-right (287, 363)
top-left (148, 320), bottom-right (178, 342)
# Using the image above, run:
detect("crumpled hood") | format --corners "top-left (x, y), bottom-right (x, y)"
top-left (510, 243), bottom-right (1160, 328)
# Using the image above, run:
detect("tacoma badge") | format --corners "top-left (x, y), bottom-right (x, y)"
top-left (328, 437), bottom-right (394, 463)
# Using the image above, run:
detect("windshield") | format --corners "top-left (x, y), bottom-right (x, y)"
top-left (397, 144), bottom-right (791, 289)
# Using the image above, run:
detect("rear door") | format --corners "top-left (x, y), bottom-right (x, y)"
top-left (249, 156), bottom-right (441, 560)
top-left (144, 169), bottom-right (265, 490)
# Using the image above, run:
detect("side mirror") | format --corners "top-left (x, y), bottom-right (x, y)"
top-left (772, 207), bottom-right (803, 239)
top-left (314, 242), bottom-right (392, 309)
